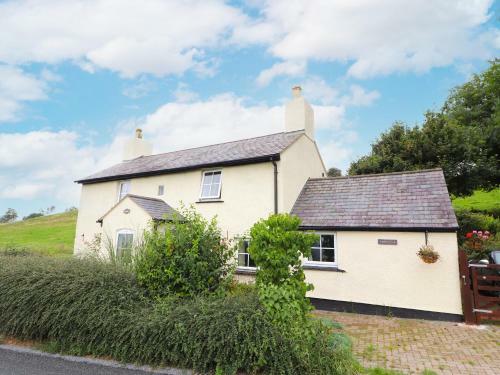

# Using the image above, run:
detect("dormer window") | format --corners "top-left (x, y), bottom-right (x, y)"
top-left (158, 185), bottom-right (164, 196)
top-left (118, 180), bottom-right (130, 201)
top-left (200, 170), bottom-right (222, 199)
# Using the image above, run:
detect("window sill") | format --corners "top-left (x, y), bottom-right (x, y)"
top-left (196, 199), bottom-right (224, 204)
top-left (303, 264), bottom-right (346, 272)
top-left (235, 267), bottom-right (257, 275)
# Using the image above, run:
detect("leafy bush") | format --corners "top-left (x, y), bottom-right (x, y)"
top-left (135, 207), bottom-right (234, 298)
top-left (0, 256), bottom-right (303, 374)
top-left (249, 214), bottom-right (317, 330)
top-left (460, 231), bottom-right (500, 261)
top-left (455, 209), bottom-right (500, 244)
top-left (247, 214), bottom-right (360, 374)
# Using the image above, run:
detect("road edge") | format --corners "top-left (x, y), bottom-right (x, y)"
top-left (0, 344), bottom-right (192, 375)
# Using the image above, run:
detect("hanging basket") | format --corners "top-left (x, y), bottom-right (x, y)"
top-left (417, 245), bottom-right (440, 264)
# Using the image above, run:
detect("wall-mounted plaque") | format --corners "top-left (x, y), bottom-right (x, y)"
top-left (378, 239), bottom-right (397, 245)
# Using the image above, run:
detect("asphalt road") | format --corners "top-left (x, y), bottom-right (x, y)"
top-left (0, 345), bottom-right (187, 375)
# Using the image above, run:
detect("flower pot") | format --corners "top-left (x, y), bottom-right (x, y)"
top-left (420, 255), bottom-right (438, 264)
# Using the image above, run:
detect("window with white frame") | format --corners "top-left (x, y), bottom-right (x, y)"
top-left (307, 233), bottom-right (336, 265)
top-left (237, 239), bottom-right (255, 268)
top-left (118, 180), bottom-right (131, 201)
top-left (200, 170), bottom-right (222, 199)
top-left (158, 185), bottom-right (164, 196)
top-left (116, 229), bottom-right (134, 259)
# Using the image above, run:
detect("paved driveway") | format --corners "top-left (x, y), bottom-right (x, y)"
top-left (0, 345), bottom-right (187, 375)
top-left (316, 311), bottom-right (500, 375)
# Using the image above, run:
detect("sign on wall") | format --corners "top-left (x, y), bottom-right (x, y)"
top-left (378, 239), bottom-right (398, 245)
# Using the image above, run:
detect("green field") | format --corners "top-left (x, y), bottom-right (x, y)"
top-left (452, 188), bottom-right (500, 214)
top-left (0, 211), bottom-right (77, 257)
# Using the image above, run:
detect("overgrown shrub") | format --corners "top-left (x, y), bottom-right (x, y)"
top-left (455, 209), bottom-right (500, 244)
top-left (247, 214), bottom-right (360, 374)
top-left (135, 207), bottom-right (234, 298)
top-left (249, 213), bottom-right (317, 330)
top-left (0, 256), bottom-right (303, 374)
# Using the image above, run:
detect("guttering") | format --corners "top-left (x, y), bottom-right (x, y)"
top-left (298, 225), bottom-right (458, 233)
top-left (272, 159), bottom-right (278, 214)
top-left (76, 154), bottom-right (281, 184)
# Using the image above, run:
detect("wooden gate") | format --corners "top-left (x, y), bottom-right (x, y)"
top-left (459, 249), bottom-right (500, 324)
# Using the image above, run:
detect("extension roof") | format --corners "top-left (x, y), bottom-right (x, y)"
top-left (291, 169), bottom-right (458, 231)
top-left (98, 194), bottom-right (180, 222)
top-left (77, 131), bottom-right (304, 184)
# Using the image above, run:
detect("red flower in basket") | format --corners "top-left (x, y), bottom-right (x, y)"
top-left (466, 232), bottom-right (473, 238)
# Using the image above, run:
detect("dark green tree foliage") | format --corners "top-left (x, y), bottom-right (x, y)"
top-left (0, 208), bottom-right (18, 223)
top-left (135, 207), bottom-right (234, 298)
top-left (327, 167), bottom-right (342, 177)
top-left (349, 60), bottom-right (499, 195)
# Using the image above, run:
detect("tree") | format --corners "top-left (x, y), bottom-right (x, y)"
top-left (23, 212), bottom-right (44, 221)
top-left (0, 208), bottom-right (18, 223)
top-left (41, 206), bottom-right (55, 215)
top-left (348, 60), bottom-right (499, 196)
top-left (326, 167), bottom-right (342, 177)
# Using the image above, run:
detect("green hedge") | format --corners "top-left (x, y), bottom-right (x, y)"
top-left (0, 256), bottom-right (305, 374)
top-left (0, 256), bottom-right (361, 374)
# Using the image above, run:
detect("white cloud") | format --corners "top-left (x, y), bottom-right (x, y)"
top-left (0, 183), bottom-right (53, 200)
top-left (256, 60), bottom-right (306, 86)
top-left (0, 0), bottom-right (247, 78)
top-left (341, 85), bottom-right (380, 107)
top-left (173, 83), bottom-right (200, 103)
top-left (0, 65), bottom-right (48, 122)
top-left (122, 78), bottom-right (157, 99)
top-left (239, 0), bottom-right (498, 79)
top-left (301, 77), bottom-right (339, 105)
top-left (0, 130), bottom-right (122, 204)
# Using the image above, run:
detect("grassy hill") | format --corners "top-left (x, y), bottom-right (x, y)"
top-left (452, 188), bottom-right (500, 216)
top-left (0, 211), bottom-right (77, 257)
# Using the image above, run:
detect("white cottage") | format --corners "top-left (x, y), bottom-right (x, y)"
top-left (74, 87), bottom-right (462, 321)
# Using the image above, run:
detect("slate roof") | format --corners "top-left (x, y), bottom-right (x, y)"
top-left (99, 194), bottom-right (180, 221)
top-left (77, 131), bottom-right (304, 184)
top-left (128, 195), bottom-right (180, 220)
top-left (291, 169), bottom-right (458, 231)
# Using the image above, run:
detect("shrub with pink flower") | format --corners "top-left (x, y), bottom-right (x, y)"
top-left (462, 229), bottom-right (498, 261)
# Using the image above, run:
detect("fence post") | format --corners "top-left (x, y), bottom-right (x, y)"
top-left (458, 249), bottom-right (476, 324)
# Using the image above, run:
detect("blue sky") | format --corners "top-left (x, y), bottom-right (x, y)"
top-left (0, 0), bottom-right (498, 218)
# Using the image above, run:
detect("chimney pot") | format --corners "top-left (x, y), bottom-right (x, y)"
top-left (292, 86), bottom-right (302, 98)
top-left (123, 128), bottom-right (152, 160)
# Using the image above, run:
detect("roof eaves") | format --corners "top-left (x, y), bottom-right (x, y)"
top-left (76, 154), bottom-right (281, 184)
top-left (298, 225), bottom-right (458, 232)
